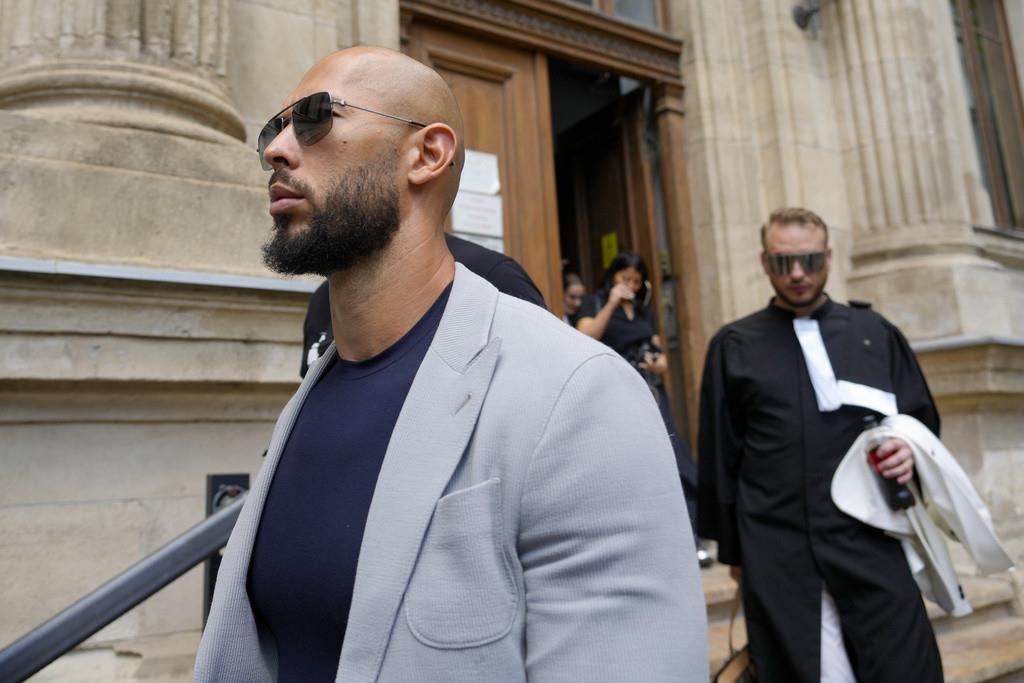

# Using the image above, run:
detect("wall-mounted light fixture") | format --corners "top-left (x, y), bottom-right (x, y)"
top-left (792, 0), bottom-right (822, 38)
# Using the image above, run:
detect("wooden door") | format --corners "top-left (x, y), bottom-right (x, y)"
top-left (404, 21), bottom-right (562, 308)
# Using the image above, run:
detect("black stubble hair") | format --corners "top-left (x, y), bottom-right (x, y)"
top-left (261, 151), bottom-right (401, 277)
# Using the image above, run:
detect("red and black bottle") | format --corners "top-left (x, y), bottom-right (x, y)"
top-left (863, 415), bottom-right (916, 510)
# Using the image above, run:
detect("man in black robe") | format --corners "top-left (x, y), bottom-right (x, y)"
top-left (697, 207), bottom-right (943, 682)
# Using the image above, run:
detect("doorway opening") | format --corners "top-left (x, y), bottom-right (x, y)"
top-left (548, 57), bottom-right (690, 440)
top-left (550, 58), bottom-right (637, 290)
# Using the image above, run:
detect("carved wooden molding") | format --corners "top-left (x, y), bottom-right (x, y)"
top-left (426, 45), bottom-right (517, 83)
top-left (654, 81), bottom-right (685, 117)
top-left (401, 0), bottom-right (683, 84)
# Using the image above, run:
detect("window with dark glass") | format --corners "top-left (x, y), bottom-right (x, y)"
top-left (563, 0), bottom-right (663, 30)
top-left (952, 0), bottom-right (1024, 230)
top-left (613, 0), bottom-right (659, 27)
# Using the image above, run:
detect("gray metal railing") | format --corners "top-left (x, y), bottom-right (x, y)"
top-left (0, 493), bottom-right (246, 683)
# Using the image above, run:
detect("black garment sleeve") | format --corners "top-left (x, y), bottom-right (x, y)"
top-left (696, 332), bottom-right (744, 565)
top-left (641, 306), bottom-right (660, 343)
top-left (482, 259), bottom-right (547, 309)
top-left (887, 321), bottom-right (941, 437)
top-left (576, 293), bottom-right (601, 323)
top-left (300, 281), bottom-right (332, 378)
top-left (446, 234), bottom-right (546, 309)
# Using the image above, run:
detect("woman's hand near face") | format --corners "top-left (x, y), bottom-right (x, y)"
top-left (608, 283), bottom-right (635, 307)
top-left (578, 274), bottom-right (639, 340)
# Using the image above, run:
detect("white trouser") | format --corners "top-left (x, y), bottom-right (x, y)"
top-left (821, 589), bottom-right (856, 683)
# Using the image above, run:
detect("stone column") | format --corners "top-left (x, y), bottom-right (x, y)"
top-left (670, 0), bottom-right (770, 331)
top-left (0, 0), bottom-right (244, 143)
top-left (824, 0), bottom-right (1001, 337)
top-left (671, 0), bottom-right (855, 330)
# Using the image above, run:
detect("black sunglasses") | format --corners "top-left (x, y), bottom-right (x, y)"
top-left (765, 251), bottom-right (827, 276)
top-left (257, 91), bottom-right (426, 170)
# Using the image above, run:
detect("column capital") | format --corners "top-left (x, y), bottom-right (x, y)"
top-left (0, 0), bottom-right (244, 143)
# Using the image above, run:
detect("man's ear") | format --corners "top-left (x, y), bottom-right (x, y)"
top-left (407, 123), bottom-right (457, 187)
top-left (760, 251), bottom-right (771, 276)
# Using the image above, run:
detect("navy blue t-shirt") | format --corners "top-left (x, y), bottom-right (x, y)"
top-left (247, 284), bottom-right (451, 682)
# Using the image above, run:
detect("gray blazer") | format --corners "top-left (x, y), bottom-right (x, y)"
top-left (195, 264), bottom-right (708, 682)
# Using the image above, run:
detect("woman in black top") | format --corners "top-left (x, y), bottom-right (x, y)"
top-left (576, 251), bottom-right (707, 565)
top-left (576, 251), bottom-right (667, 387)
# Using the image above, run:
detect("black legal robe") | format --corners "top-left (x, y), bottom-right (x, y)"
top-left (697, 298), bottom-right (944, 683)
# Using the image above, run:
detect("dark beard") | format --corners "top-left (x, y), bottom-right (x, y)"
top-left (770, 277), bottom-right (827, 311)
top-left (261, 153), bottom-right (400, 276)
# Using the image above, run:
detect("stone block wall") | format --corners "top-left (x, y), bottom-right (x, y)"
top-left (0, 269), bottom-right (307, 651)
top-left (0, 0), bottom-right (398, 667)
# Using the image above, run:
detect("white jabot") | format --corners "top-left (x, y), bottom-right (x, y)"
top-left (793, 318), bottom-right (842, 411)
top-left (792, 317), bottom-right (897, 416)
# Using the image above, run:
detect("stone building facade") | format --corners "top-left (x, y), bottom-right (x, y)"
top-left (0, 0), bottom-right (1021, 680)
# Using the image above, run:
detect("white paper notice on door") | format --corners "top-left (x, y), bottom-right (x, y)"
top-left (460, 150), bottom-right (501, 195)
top-left (451, 191), bottom-right (503, 238)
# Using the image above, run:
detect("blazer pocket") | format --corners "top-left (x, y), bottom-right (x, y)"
top-left (405, 477), bottom-right (518, 649)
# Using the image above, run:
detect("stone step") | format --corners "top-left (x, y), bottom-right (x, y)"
top-left (940, 616), bottom-right (1024, 683)
top-left (708, 613), bottom-right (747, 674)
top-left (28, 632), bottom-right (200, 683)
top-left (702, 562), bottom-right (740, 624)
top-left (928, 577), bottom-right (1017, 635)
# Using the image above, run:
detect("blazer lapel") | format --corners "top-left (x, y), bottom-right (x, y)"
top-left (337, 264), bottom-right (502, 683)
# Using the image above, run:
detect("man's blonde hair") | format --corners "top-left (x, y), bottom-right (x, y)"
top-left (760, 207), bottom-right (829, 249)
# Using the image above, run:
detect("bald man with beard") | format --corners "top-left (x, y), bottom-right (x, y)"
top-left (195, 48), bottom-right (707, 683)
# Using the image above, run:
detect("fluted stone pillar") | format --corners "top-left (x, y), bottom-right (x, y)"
top-left (0, 0), bottom-right (244, 143)
top-left (831, 0), bottom-right (972, 245)
top-left (824, 0), bottom-right (1012, 339)
top-left (671, 0), bottom-right (857, 331)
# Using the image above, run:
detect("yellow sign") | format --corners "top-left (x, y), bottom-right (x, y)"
top-left (601, 232), bottom-right (619, 270)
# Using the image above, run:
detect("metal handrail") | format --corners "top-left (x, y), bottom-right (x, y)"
top-left (0, 493), bottom-right (247, 683)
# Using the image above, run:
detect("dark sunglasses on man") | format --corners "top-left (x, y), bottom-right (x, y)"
top-left (257, 91), bottom-right (426, 170)
top-left (765, 251), bottom-right (827, 276)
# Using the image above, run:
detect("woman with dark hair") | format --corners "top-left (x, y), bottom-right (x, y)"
top-left (576, 250), bottom-right (708, 566)
top-left (577, 251), bottom-right (662, 374)
top-left (562, 271), bottom-right (585, 326)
